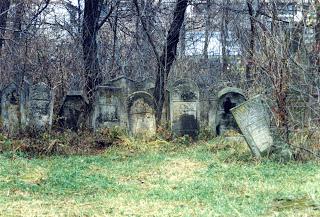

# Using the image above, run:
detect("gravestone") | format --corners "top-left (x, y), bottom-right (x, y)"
top-left (138, 77), bottom-right (170, 123)
top-left (214, 87), bottom-right (246, 136)
top-left (231, 95), bottom-right (273, 158)
top-left (107, 76), bottom-right (136, 95)
top-left (170, 79), bottom-right (200, 138)
top-left (1, 82), bottom-right (29, 134)
top-left (28, 83), bottom-right (54, 132)
top-left (59, 91), bottom-right (89, 131)
top-left (127, 91), bottom-right (156, 136)
top-left (92, 86), bottom-right (126, 130)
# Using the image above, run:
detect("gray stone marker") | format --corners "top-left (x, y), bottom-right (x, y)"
top-left (28, 83), bottom-right (54, 132)
top-left (170, 79), bottom-right (200, 138)
top-left (231, 95), bottom-right (273, 158)
top-left (92, 86), bottom-right (126, 131)
top-left (127, 91), bottom-right (156, 136)
top-left (214, 87), bottom-right (246, 136)
top-left (1, 82), bottom-right (29, 134)
top-left (59, 90), bottom-right (89, 131)
top-left (107, 76), bottom-right (136, 95)
top-left (138, 77), bottom-right (170, 123)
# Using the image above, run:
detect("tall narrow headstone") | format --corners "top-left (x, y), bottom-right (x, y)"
top-left (28, 83), bottom-right (54, 132)
top-left (170, 79), bottom-right (200, 138)
top-left (127, 91), bottom-right (156, 136)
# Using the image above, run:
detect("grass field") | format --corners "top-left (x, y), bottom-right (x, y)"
top-left (0, 137), bottom-right (319, 216)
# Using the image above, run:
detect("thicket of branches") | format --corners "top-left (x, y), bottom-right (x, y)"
top-left (0, 0), bottom-right (319, 141)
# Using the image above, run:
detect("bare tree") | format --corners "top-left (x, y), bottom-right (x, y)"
top-left (153, 0), bottom-right (188, 127)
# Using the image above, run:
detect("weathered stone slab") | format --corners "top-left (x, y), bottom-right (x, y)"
top-left (92, 86), bottom-right (126, 131)
top-left (127, 91), bottom-right (156, 136)
top-left (0, 82), bottom-right (29, 135)
top-left (170, 79), bottom-right (200, 138)
top-left (231, 95), bottom-right (273, 158)
top-left (59, 91), bottom-right (89, 131)
top-left (214, 87), bottom-right (246, 136)
top-left (107, 76), bottom-right (136, 95)
top-left (28, 83), bottom-right (54, 132)
top-left (137, 78), bottom-right (170, 123)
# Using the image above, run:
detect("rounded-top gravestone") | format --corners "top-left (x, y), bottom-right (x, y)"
top-left (215, 87), bottom-right (246, 136)
top-left (127, 91), bottom-right (156, 137)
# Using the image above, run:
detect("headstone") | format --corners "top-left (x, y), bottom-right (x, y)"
top-left (214, 87), bottom-right (246, 136)
top-left (59, 90), bottom-right (89, 131)
top-left (127, 91), bottom-right (156, 136)
top-left (92, 86), bottom-right (126, 131)
top-left (28, 83), bottom-right (54, 132)
top-left (170, 79), bottom-right (200, 138)
top-left (0, 82), bottom-right (29, 134)
top-left (231, 95), bottom-right (273, 158)
top-left (138, 77), bottom-right (170, 123)
top-left (107, 76), bottom-right (136, 95)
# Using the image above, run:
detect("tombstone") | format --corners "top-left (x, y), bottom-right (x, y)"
top-left (127, 91), bottom-right (156, 136)
top-left (92, 86), bottom-right (127, 131)
top-left (170, 79), bottom-right (200, 138)
top-left (28, 83), bottom-right (54, 132)
top-left (138, 77), bottom-right (170, 123)
top-left (0, 82), bottom-right (29, 134)
top-left (231, 95), bottom-right (273, 158)
top-left (107, 76), bottom-right (136, 95)
top-left (214, 87), bottom-right (246, 136)
top-left (59, 90), bottom-right (89, 131)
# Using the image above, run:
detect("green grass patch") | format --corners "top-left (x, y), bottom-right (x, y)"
top-left (0, 137), bottom-right (319, 216)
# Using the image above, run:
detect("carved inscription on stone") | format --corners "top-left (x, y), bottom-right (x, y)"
top-left (231, 95), bottom-right (273, 157)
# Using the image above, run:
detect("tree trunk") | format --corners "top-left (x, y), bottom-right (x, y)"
top-left (245, 0), bottom-right (255, 85)
top-left (153, 0), bottom-right (188, 127)
top-left (316, 1), bottom-right (320, 73)
top-left (83, 0), bottom-right (103, 102)
top-left (11, 0), bottom-right (25, 86)
top-left (221, 0), bottom-right (229, 75)
top-left (0, 0), bottom-right (11, 56)
top-left (203, 0), bottom-right (211, 59)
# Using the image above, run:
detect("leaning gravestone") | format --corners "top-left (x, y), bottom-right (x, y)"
top-left (59, 91), bottom-right (89, 131)
top-left (28, 83), bottom-right (54, 132)
top-left (92, 86), bottom-right (126, 131)
top-left (231, 95), bottom-right (273, 158)
top-left (170, 79), bottom-right (200, 138)
top-left (214, 87), bottom-right (246, 136)
top-left (1, 82), bottom-right (29, 135)
top-left (127, 91), bottom-right (156, 136)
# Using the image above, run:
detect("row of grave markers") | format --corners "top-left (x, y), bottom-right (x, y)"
top-left (0, 77), bottom-right (248, 137)
top-left (0, 77), bottom-right (274, 158)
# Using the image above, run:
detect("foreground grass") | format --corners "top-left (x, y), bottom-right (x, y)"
top-left (0, 138), bottom-right (319, 216)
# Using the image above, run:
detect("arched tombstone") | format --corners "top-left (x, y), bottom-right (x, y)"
top-left (28, 83), bottom-right (54, 132)
top-left (59, 90), bottom-right (89, 131)
top-left (137, 77), bottom-right (170, 123)
top-left (170, 79), bottom-right (200, 138)
top-left (214, 87), bottom-right (246, 136)
top-left (1, 82), bottom-right (29, 135)
top-left (92, 86), bottom-right (126, 131)
top-left (127, 91), bottom-right (156, 136)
